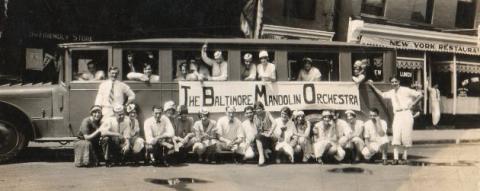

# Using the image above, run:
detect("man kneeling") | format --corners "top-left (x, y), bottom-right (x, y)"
top-left (99, 105), bottom-right (132, 167)
top-left (312, 110), bottom-right (346, 164)
top-left (144, 105), bottom-right (175, 166)
top-left (215, 106), bottom-right (244, 163)
top-left (361, 108), bottom-right (389, 165)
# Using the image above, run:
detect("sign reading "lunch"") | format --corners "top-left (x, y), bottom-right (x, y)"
top-left (179, 81), bottom-right (360, 112)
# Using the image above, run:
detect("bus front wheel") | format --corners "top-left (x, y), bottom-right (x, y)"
top-left (0, 120), bottom-right (27, 163)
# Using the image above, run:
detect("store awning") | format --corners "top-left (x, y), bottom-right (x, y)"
top-left (348, 20), bottom-right (480, 56)
top-left (435, 61), bottom-right (480, 74)
top-left (396, 58), bottom-right (423, 70)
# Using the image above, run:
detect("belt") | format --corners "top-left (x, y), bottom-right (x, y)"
top-left (395, 108), bottom-right (409, 112)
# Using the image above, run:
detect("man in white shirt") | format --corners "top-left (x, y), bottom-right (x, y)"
top-left (215, 106), bottom-right (244, 163)
top-left (94, 67), bottom-right (135, 118)
top-left (143, 105), bottom-right (175, 166)
top-left (256, 50), bottom-right (276, 81)
top-left (201, 43), bottom-right (228, 81)
top-left (127, 64), bottom-right (160, 82)
top-left (79, 61), bottom-right (105, 81)
top-left (361, 108), bottom-right (389, 165)
top-left (242, 53), bottom-right (257, 81)
top-left (99, 105), bottom-right (132, 167)
top-left (239, 106), bottom-right (258, 161)
top-left (297, 57), bottom-right (321, 81)
top-left (368, 77), bottom-right (422, 165)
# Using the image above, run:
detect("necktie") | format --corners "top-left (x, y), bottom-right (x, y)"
top-left (109, 81), bottom-right (115, 105)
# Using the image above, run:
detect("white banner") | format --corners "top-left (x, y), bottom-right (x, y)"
top-left (179, 81), bottom-right (360, 113)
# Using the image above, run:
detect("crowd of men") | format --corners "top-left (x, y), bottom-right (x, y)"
top-left (74, 44), bottom-right (423, 167)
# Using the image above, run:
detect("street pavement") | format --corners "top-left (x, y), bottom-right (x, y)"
top-left (1, 143), bottom-right (480, 191)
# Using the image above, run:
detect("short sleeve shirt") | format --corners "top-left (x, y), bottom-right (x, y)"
top-left (257, 63), bottom-right (276, 80)
top-left (297, 67), bottom-right (321, 81)
top-left (381, 86), bottom-right (421, 111)
top-left (364, 119), bottom-right (388, 142)
top-left (216, 116), bottom-right (244, 141)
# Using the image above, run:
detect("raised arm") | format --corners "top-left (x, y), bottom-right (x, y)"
top-left (367, 80), bottom-right (384, 97)
top-left (201, 44), bottom-right (215, 67)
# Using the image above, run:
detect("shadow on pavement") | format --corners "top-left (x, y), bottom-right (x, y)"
top-left (145, 177), bottom-right (210, 191)
top-left (11, 147), bottom-right (74, 163)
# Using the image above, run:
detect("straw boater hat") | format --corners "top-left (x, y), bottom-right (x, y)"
top-left (292, 110), bottom-right (305, 119)
top-left (214, 51), bottom-right (222, 59)
top-left (113, 105), bottom-right (124, 113)
top-left (243, 53), bottom-right (253, 61)
top-left (344, 110), bottom-right (355, 116)
top-left (126, 103), bottom-right (137, 113)
top-left (321, 110), bottom-right (332, 117)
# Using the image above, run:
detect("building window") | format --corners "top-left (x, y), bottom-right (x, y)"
top-left (410, 0), bottom-right (434, 23)
top-left (352, 53), bottom-right (384, 82)
top-left (361, 0), bottom-right (386, 17)
top-left (455, 0), bottom-right (476, 29)
top-left (283, 0), bottom-right (316, 20)
top-left (71, 50), bottom-right (108, 81)
top-left (288, 52), bottom-right (339, 81)
top-left (122, 50), bottom-right (158, 81)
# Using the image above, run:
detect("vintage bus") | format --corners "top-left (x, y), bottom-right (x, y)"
top-left (0, 38), bottom-right (397, 162)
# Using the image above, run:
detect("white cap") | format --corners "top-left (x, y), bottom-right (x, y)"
top-left (113, 105), bottom-right (124, 113)
top-left (226, 105), bottom-right (236, 112)
top-left (214, 51), bottom-right (222, 59)
top-left (259, 50), bottom-right (268, 58)
top-left (321, 110), bottom-right (332, 116)
top-left (293, 110), bottom-right (305, 119)
top-left (199, 108), bottom-right (209, 115)
top-left (345, 110), bottom-right (355, 116)
top-left (243, 53), bottom-right (253, 61)
top-left (126, 103), bottom-right (137, 113)
top-left (163, 101), bottom-right (176, 111)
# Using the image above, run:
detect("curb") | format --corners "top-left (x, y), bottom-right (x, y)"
top-left (413, 138), bottom-right (480, 145)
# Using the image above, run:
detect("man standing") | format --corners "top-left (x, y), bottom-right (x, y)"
top-left (95, 67), bottom-right (135, 118)
top-left (215, 106), bottom-right (244, 163)
top-left (297, 57), bottom-right (321, 81)
top-left (144, 105), bottom-right (175, 166)
top-left (368, 77), bottom-right (423, 165)
top-left (361, 108), bottom-right (389, 165)
top-left (256, 50), bottom-right (276, 82)
top-left (201, 43), bottom-right (228, 81)
top-left (99, 105), bottom-right (132, 167)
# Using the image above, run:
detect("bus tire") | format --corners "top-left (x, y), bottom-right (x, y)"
top-left (0, 119), bottom-right (28, 163)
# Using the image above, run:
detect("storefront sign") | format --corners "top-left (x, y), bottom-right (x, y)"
top-left (179, 81), bottom-right (360, 112)
top-left (29, 32), bottom-right (93, 42)
top-left (361, 35), bottom-right (480, 55)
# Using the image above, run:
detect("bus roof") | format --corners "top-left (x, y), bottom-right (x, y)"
top-left (59, 38), bottom-right (392, 50)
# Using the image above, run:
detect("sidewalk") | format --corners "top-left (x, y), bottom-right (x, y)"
top-left (411, 128), bottom-right (480, 145)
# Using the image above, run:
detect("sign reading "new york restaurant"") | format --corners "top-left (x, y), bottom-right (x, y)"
top-left (361, 35), bottom-right (480, 55)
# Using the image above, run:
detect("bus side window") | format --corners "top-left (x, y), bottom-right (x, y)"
top-left (122, 50), bottom-right (159, 82)
top-left (288, 52), bottom-right (338, 81)
top-left (240, 51), bottom-right (275, 81)
top-left (352, 53), bottom-right (384, 82)
top-left (71, 50), bottom-right (108, 82)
